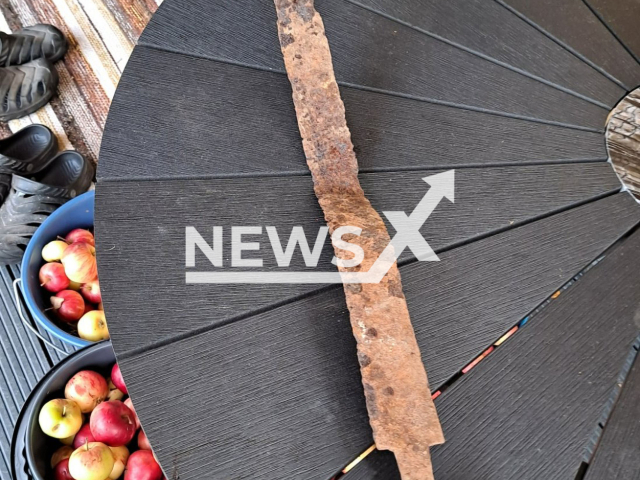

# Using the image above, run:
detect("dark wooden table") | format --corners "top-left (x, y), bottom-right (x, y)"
top-left (92, 0), bottom-right (640, 478)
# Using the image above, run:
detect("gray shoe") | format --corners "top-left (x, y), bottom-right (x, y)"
top-left (0, 124), bottom-right (58, 202)
top-left (0, 58), bottom-right (59, 121)
top-left (0, 24), bottom-right (68, 66)
top-left (0, 151), bottom-right (94, 265)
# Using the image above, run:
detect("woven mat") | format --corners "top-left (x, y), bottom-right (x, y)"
top-left (0, 0), bottom-right (162, 166)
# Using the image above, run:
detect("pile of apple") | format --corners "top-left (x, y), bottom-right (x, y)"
top-left (39, 228), bottom-right (109, 341)
top-left (39, 363), bottom-right (165, 480)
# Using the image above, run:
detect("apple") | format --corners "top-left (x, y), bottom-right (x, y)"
top-left (42, 240), bottom-right (70, 262)
top-left (83, 302), bottom-right (95, 314)
top-left (124, 398), bottom-right (140, 429)
top-left (90, 401), bottom-right (136, 447)
top-left (60, 433), bottom-right (76, 445)
top-left (124, 450), bottom-right (163, 480)
top-left (66, 228), bottom-right (95, 246)
top-left (78, 310), bottom-right (109, 341)
top-left (69, 442), bottom-right (114, 480)
top-left (111, 364), bottom-right (127, 394)
top-left (61, 242), bottom-right (98, 283)
top-left (39, 263), bottom-right (70, 292)
top-left (81, 280), bottom-right (102, 304)
top-left (107, 378), bottom-right (124, 401)
top-left (138, 429), bottom-right (151, 451)
top-left (51, 290), bottom-right (85, 322)
top-left (109, 445), bottom-right (130, 479)
top-left (73, 423), bottom-right (97, 449)
top-left (69, 280), bottom-right (82, 291)
top-left (39, 399), bottom-right (83, 439)
top-left (65, 370), bottom-right (109, 413)
top-left (53, 458), bottom-right (74, 480)
top-left (51, 445), bottom-right (74, 468)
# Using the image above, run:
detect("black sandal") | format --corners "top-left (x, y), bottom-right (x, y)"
top-left (0, 150), bottom-right (94, 265)
top-left (0, 58), bottom-right (59, 121)
top-left (0, 124), bottom-right (58, 202)
top-left (0, 24), bottom-right (68, 67)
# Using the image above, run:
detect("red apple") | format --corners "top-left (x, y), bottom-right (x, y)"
top-left (51, 446), bottom-right (74, 468)
top-left (66, 228), bottom-right (95, 246)
top-left (39, 263), bottom-right (70, 293)
top-left (73, 423), bottom-right (96, 449)
top-left (54, 458), bottom-right (74, 480)
top-left (138, 429), bottom-right (151, 450)
top-left (51, 290), bottom-right (85, 322)
top-left (111, 364), bottom-right (127, 394)
top-left (81, 280), bottom-right (102, 304)
top-left (90, 401), bottom-right (136, 447)
top-left (123, 398), bottom-right (140, 429)
top-left (124, 450), bottom-right (163, 480)
top-left (83, 302), bottom-right (95, 315)
top-left (65, 370), bottom-right (109, 413)
top-left (61, 243), bottom-right (97, 283)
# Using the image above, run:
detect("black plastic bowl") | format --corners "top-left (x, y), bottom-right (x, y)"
top-left (17, 341), bottom-right (114, 480)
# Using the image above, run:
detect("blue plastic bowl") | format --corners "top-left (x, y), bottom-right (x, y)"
top-left (20, 191), bottom-right (95, 348)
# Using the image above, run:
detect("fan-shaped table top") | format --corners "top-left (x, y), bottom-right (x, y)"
top-left (95, 0), bottom-right (640, 478)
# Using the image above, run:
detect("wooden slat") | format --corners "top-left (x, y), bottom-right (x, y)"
top-left (110, 193), bottom-right (640, 480)
top-left (347, 224), bottom-right (640, 480)
top-left (585, 346), bottom-right (640, 479)
top-left (585, 0), bottom-right (640, 63)
top-left (137, 0), bottom-right (608, 130)
top-left (498, 0), bottom-right (640, 90)
top-left (99, 46), bottom-right (608, 181)
top-left (96, 163), bottom-right (622, 353)
top-left (348, 0), bottom-right (624, 104)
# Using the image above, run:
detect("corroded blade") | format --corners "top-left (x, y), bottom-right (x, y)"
top-left (272, 1), bottom-right (444, 478)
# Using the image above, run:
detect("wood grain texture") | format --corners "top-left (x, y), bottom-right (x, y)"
top-left (98, 46), bottom-right (609, 181)
top-left (497, 0), bottom-right (640, 90)
top-left (107, 194), bottom-right (640, 480)
top-left (607, 87), bottom-right (640, 198)
top-left (96, 163), bottom-right (623, 353)
top-left (347, 225), bottom-right (640, 480)
top-left (137, 0), bottom-right (608, 130)
top-left (585, 350), bottom-right (640, 480)
top-left (349, 0), bottom-right (623, 105)
top-left (585, 0), bottom-right (640, 63)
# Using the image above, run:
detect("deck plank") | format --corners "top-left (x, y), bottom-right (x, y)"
top-left (0, 265), bottom-right (56, 479)
top-left (135, 0), bottom-right (609, 131)
top-left (110, 193), bottom-right (639, 480)
top-left (497, 0), bottom-right (640, 89)
top-left (346, 225), bottom-right (640, 479)
top-left (347, 0), bottom-right (623, 103)
top-left (585, 344), bottom-right (640, 479)
top-left (97, 163), bottom-right (622, 353)
top-left (585, 0), bottom-right (640, 64)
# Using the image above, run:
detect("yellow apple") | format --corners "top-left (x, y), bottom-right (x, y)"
top-left (38, 399), bottom-right (83, 439)
top-left (107, 378), bottom-right (124, 401)
top-left (69, 442), bottom-right (114, 480)
top-left (78, 311), bottom-right (109, 341)
top-left (108, 445), bottom-right (129, 479)
top-left (42, 240), bottom-right (69, 262)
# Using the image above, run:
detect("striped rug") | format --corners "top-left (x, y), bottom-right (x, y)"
top-left (0, 0), bottom-right (162, 166)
